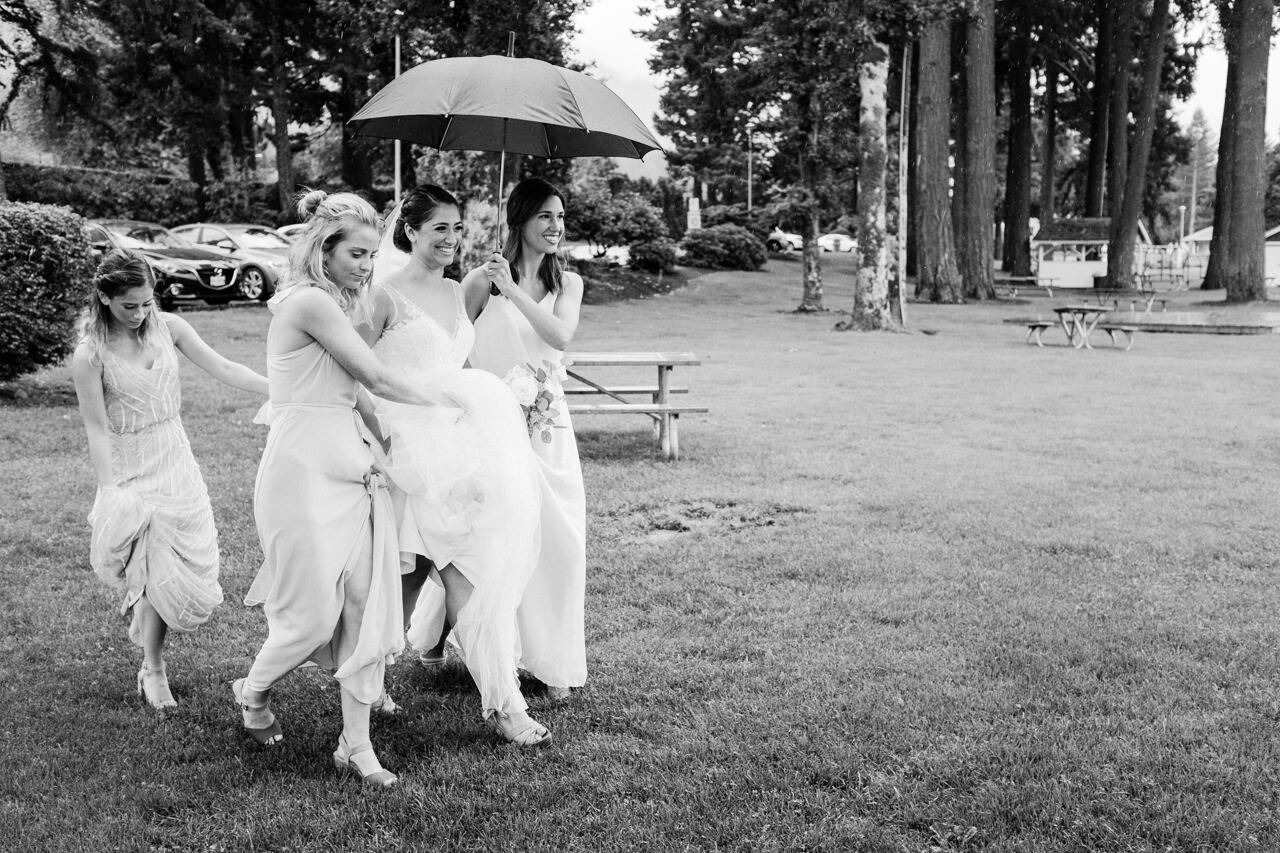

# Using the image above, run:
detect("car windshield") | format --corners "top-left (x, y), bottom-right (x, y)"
top-left (104, 224), bottom-right (193, 249)
top-left (231, 228), bottom-right (290, 250)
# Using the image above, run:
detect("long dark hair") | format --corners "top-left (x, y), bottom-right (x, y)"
top-left (502, 178), bottom-right (565, 294)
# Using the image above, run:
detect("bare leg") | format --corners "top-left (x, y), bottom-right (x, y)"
top-left (335, 687), bottom-right (396, 786)
top-left (401, 554), bottom-right (434, 628)
top-left (134, 594), bottom-right (168, 668)
top-left (134, 595), bottom-right (175, 708)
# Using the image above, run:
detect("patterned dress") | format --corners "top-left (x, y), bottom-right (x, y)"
top-left (87, 316), bottom-right (223, 644)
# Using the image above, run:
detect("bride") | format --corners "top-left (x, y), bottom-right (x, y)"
top-left (362, 183), bottom-right (551, 747)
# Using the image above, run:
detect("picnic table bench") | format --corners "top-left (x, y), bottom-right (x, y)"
top-left (995, 276), bottom-right (1058, 298)
top-left (1086, 287), bottom-right (1168, 313)
top-left (563, 351), bottom-right (708, 461)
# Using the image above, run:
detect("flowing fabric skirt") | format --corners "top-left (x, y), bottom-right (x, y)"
top-left (244, 404), bottom-right (403, 704)
top-left (90, 417), bottom-right (223, 645)
top-left (384, 369), bottom-right (542, 717)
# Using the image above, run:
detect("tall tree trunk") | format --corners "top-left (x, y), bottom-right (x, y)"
top-left (843, 41), bottom-right (893, 330)
top-left (1219, 0), bottom-right (1271, 302)
top-left (914, 18), bottom-right (962, 303)
top-left (1204, 1), bottom-right (1239, 291)
top-left (959, 0), bottom-right (996, 300)
top-left (1105, 0), bottom-right (1136, 287)
top-left (335, 76), bottom-right (373, 191)
top-left (906, 43), bottom-right (919, 280)
top-left (796, 92), bottom-right (825, 312)
top-left (1040, 61), bottom-right (1059, 222)
top-left (1109, 0), bottom-right (1171, 290)
top-left (0, 151), bottom-right (8, 201)
top-left (1084, 0), bottom-right (1112, 216)
top-left (1002, 23), bottom-right (1033, 276)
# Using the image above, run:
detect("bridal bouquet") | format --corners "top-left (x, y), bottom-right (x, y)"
top-left (503, 360), bottom-right (565, 444)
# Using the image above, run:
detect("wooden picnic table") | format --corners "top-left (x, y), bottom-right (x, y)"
top-left (563, 351), bottom-right (708, 461)
top-left (1053, 304), bottom-right (1111, 349)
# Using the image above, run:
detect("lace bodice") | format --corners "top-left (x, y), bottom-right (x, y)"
top-left (100, 317), bottom-right (181, 435)
top-left (374, 280), bottom-right (474, 375)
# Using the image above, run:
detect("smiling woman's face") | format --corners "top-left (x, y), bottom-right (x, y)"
top-left (520, 195), bottom-right (566, 255)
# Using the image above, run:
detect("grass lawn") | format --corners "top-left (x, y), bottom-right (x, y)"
top-left (3, 255), bottom-right (1279, 852)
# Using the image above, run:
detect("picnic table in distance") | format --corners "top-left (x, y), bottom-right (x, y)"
top-left (563, 351), bottom-right (708, 461)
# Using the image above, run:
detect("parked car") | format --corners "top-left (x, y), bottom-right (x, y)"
top-left (276, 223), bottom-right (307, 243)
top-left (817, 232), bottom-right (857, 253)
top-left (171, 223), bottom-right (290, 300)
top-left (85, 220), bottom-right (240, 307)
top-left (766, 227), bottom-right (802, 252)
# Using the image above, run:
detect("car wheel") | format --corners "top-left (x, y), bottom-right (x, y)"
top-left (237, 266), bottom-right (268, 300)
top-left (766, 239), bottom-right (782, 252)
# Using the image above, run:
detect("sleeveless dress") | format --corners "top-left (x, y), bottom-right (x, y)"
top-left (470, 292), bottom-right (588, 689)
top-left (87, 316), bottom-right (223, 644)
top-left (242, 287), bottom-right (403, 705)
top-left (373, 281), bottom-right (542, 718)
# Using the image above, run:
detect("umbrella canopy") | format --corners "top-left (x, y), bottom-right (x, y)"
top-left (348, 55), bottom-right (663, 160)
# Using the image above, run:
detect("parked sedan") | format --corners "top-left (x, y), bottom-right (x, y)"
top-left (85, 220), bottom-right (240, 307)
top-left (817, 232), bottom-right (857, 252)
top-left (766, 227), bottom-right (802, 252)
top-left (172, 223), bottom-right (290, 300)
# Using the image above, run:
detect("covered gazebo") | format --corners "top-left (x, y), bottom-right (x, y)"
top-left (1030, 217), bottom-right (1151, 289)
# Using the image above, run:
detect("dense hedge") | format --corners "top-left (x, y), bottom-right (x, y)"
top-left (678, 224), bottom-right (767, 270)
top-left (629, 239), bottom-right (678, 274)
top-left (2, 162), bottom-right (282, 226)
top-left (0, 202), bottom-right (95, 380)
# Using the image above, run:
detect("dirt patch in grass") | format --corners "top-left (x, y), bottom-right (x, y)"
top-left (601, 498), bottom-right (809, 544)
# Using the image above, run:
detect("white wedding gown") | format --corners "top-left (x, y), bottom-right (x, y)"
top-left (371, 279), bottom-right (542, 718)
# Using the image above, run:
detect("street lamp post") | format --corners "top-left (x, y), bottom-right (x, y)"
top-left (746, 132), bottom-right (753, 212)
top-left (1178, 204), bottom-right (1186, 244)
top-left (393, 10), bottom-right (405, 205)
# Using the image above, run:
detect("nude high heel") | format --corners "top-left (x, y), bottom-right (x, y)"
top-left (333, 734), bottom-right (397, 787)
top-left (136, 662), bottom-right (177, 709)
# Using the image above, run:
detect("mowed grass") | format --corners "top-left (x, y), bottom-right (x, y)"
top-left (3, 257), bottom-right (1279, 852)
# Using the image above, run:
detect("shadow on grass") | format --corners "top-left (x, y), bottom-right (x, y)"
top-left (574, 427), bottom-right (668, 462)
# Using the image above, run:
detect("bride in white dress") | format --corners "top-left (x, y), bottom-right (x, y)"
top-left (364, 183), bottom-right (550, 747)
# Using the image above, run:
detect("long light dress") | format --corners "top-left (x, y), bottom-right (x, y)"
top-left (242, 288), bottom-right (403, 705)
top-left (470, 292), bottom-right (587, 689)
top-left (87, 315), bottom-right (223, 644)
top-left (374, 281), bottom-right (542, 718)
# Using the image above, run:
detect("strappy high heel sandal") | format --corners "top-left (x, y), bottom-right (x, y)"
top-left (333, 734), bottom-right (397, 787)
top-left (487, 711), bottom-right (552, 748)
top-left (232, 678), bottom-right (283, 747)
top-left (371, 691), bottom-right (399, 715)
top-left (137, 662), bottom-right (177, 709)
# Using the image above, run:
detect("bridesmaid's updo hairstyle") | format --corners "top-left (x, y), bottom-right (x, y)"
top-left (502, 178), bottom-right (565, 294)
top-left (284, 189), bottom-right (379, 318)
top-left (393, 183), bottom-right (461, 253)
top-left (77, 250), bottom-right (161, 356)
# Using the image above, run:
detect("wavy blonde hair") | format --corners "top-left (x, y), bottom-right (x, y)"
top-left (281, 189), bottom-right (380, 322)
top-left (75, 251), bottom-right (163, 361)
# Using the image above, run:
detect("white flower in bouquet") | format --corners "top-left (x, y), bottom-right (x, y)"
top-left (503, 365), bottom-right (540, 408)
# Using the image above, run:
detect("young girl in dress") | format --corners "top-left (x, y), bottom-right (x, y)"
top-left (365, 183), bottom-right (551, 747)
top-left (456, 177), bottom-right (588, 701)
top-left (235, 191), bottom-right (459, 787)
top-left (72, 251), bottom-right (268, 710)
